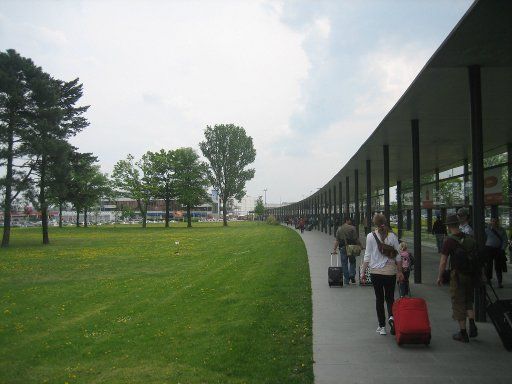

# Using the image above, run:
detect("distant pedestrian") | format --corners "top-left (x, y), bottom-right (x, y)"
top-left (298, 217), bottom-right (305, 233)
top-left (361, 214), bottom-right (403, 336)
top-left (437, 214), bottom-right (478, 343)
top-left (398, 242), bottom-right (413, 297)
top-left (484, 217), bottom-right (508, 288)
top-left (432, 215), bottom-right (447, 253)
top-left (457, 208), bottom-right (473, 236)
top-left (333, 217), bottom-right (360, 285)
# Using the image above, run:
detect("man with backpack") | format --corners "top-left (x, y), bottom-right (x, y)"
top-left (437, 214), bottom-right (478, 343)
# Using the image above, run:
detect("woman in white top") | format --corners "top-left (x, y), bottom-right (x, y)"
top-left (361, 214), bottom-right (403, 336)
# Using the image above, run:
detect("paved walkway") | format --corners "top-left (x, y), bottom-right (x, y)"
top-left (290, 225), bottom-right (512, 384)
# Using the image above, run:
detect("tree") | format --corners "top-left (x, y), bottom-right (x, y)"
top-left (254, 196), bottom-right (264, 218)
top-left (173, 147), bottom-right (210, 228)
top-left (144, 150), bottom-right (175, 228)
top-left (199, 124), bottom-right (256, 226)
top-left (24, 74), bottom-right (89, 244)
top-left (0, 49), bottom-right (41, 247)
top-left (111, 154), bottom-right (153, 228)
top-left (67, 152), bottom-right (110, 227)
top-left (47, 143), bottom-right (74, 228)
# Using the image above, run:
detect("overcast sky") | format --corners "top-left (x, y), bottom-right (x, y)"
top-left (0, 0), bottom-right (473, 204)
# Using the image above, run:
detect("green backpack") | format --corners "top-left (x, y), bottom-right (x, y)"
top-left (448, 234), bottom-right (480, 278)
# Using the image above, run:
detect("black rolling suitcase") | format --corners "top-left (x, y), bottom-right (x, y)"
top-left (486, 283), bottom-right (512, 351)
top-left (328, 253), bottom-right (343, 287)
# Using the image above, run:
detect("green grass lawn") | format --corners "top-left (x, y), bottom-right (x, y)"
top-left (0, 222), bottom-right (313, 384)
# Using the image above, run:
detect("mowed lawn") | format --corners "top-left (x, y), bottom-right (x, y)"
top-left (0, 222), bottom-right (313, 384)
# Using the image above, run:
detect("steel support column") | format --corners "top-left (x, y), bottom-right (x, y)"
top-left (328, 187), bottom-right (332, 236)
top-left (397, 180), bottom-right (403, 239)
top-left (333, 185), bottom-right (337, 234)
top-left (464, 158), bottom-right (470, 207)
top-left (324, 190), bottom-right (328, 234)
top-left (338, 181), bottom-right (343, 224)
top-left (345, 176), bottom-right (350, 221)
top-left (383, 145), bottom-right (390, 223)
top-left (354, 169), bottom-right (360, 237)
top-left (508, 143), bottom-right (512, 232)
top-left (320, 193), bottom-right (324, 232)
top-left (366, 160), bottom-right (372, 234)
top-left (412, 119), bottom-right (422, 284)
top-left (469, 65), bottom-right (486, 322)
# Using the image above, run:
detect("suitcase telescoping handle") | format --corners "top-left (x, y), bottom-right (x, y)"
top-left (330, 252), bottom-right (340, 267)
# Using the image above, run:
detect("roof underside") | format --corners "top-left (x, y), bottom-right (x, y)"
top-left (304, 0), bottom-right (512, 205)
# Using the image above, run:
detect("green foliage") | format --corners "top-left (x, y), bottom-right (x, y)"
top-left (66, 151), bottom-right (110, 227)
top-left (0, 223), bottom-right (313, 384)
top-left (111, 154), bottom-right (154, 228)
top-left (254, 196), bottom-right (265, 217)
top-left (143, 149), bottom-right (175, 227)
top-left (437, 177), bottom-right (464, 206)
top-left (266, 214), bottom-right (279, 225)
top-left (173, 147), bottom-right (210, 227)
top-left (199, 124), bottom-right (256, 226)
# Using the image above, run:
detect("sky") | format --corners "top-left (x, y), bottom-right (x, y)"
top-left (0, 0), bottom-right (474, 204)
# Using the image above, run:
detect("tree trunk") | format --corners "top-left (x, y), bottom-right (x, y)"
top-left (76, 209), bottom-right (80, 227)
top-left (40, 162), bottom-right (49, 245)
top-left (84, 207), bottom-right (88, 228)
top-left (165, 197), bottom-right (170, 228)
top-left (59, 202), bottom-right (63, 228)
top-left (1, 122), bottom-right (14, 248)
top-left (138, 200), bottom-right (147, 228)
top-left (222, 197), bottom-right (228, 226)
top-left (187, 205), bottom-right (192, 228)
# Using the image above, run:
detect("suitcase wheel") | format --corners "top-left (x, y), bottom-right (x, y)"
top-left (328, 282), bottom-right (332, 287)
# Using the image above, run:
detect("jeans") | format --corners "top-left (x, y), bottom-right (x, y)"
top-left (371, 273), bottom-right (396, 327)
top-left (339, 246), bottom-right (356, 283)
top-left (435, 234), bottom-right (445, 253)
top-left (398, 269), bottom-right (411, 297)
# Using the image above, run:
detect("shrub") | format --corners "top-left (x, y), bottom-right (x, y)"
top-left (266, 214), bottom-right (279, 225)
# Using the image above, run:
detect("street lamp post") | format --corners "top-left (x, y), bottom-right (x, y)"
top-left (263, 188), bottom-right (267, 208)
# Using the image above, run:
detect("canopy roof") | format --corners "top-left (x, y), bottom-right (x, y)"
top-left (307, 0), bottom-right (512, 204)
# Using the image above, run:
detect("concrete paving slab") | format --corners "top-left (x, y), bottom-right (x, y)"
top-left (285, 224), bottom-right (512, 384)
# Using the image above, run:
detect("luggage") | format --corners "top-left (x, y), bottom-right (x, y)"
top-left (359, 262), bottom-right (372, 286)
top-left (392, 297), bottom-right (431, 346)
top-left (485, 283), bottom-right (512, 351)
top-left (328, 253), bottom-right (343, 287)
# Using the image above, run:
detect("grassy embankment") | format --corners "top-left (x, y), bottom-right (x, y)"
top-left (0, 222), bottom-right (313, 384)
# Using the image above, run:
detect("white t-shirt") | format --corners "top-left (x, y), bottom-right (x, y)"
top-left (364, 230), bottom-right (401, 269)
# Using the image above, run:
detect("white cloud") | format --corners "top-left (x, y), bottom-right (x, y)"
top-left (314, 17), bottom-right (331, 40)
top-left (354, 41), bottom-right (430, 118)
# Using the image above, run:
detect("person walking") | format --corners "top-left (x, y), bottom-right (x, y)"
top-left (398, 242), bottom-right (413, 297)
top-left (333, 217), bottom-right (360, 285)
top-left (436, 214), bottom-right (478, 343)
top-left (432, 215), bottom-right (447, 253)
top-left (484, 217), bottom-right (508, 288)
top-left (298, 217), bottom-right (305, 234)
top-left (361, 214), bottom-right (403, 336)
top-left (457, 208), bottom-right (473, 236)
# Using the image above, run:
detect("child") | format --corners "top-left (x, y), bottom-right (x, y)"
top-left (399, 242), bottom-right (413, 297)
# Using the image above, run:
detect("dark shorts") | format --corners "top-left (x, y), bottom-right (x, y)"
top-left (449, 271), bottom-right (474, 321)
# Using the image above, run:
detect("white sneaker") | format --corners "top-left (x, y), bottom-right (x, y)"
top-left (376, 326), bottom-right (387, 335)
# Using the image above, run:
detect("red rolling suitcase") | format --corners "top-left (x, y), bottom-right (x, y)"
top-left (392, 297), bottom-right (431, 346)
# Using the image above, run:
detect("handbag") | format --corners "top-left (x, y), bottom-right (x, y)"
top-left (372, 232), bottom-right (398, 259)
